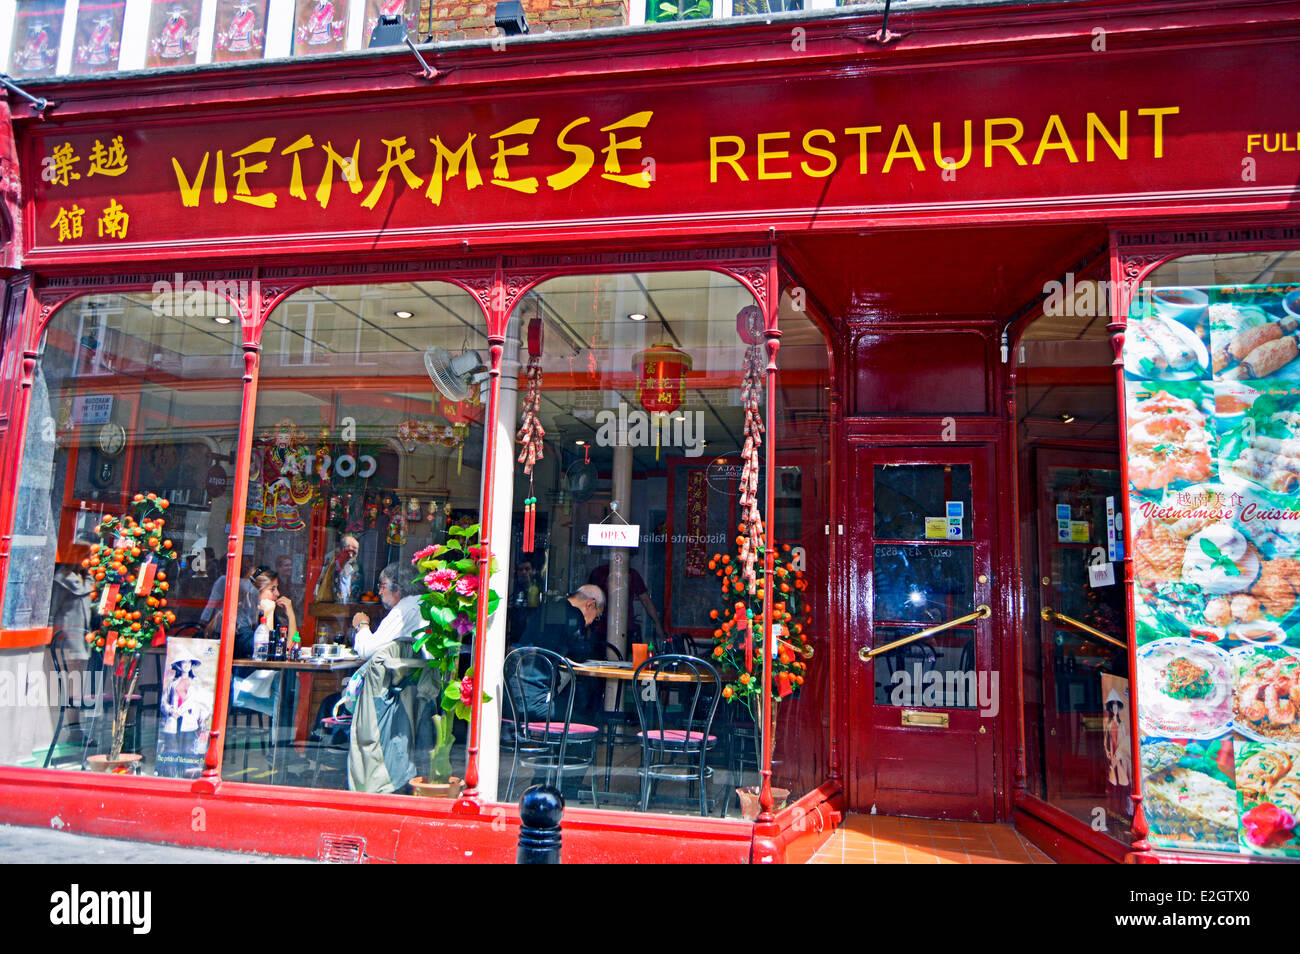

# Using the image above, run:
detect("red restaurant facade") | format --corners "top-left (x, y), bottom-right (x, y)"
top-left (0, 0), bottom-right (1297, 863)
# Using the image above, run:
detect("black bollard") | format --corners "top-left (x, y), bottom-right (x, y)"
top-left (517, 784), bottom-right (563, 864)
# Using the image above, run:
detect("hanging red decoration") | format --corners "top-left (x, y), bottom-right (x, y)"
top-left (517, 313), bottom-right (545, 552)
top-left (633, 341), bottom-right (693, 459)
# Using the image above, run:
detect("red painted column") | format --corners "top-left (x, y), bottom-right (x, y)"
top-left (1108, 234), bottom-right (1154, 861)
top-left (197, 280), bottom-right (264, 793)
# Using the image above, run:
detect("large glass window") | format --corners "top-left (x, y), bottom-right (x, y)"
top-left (220, 281), bottom-right (487, 792)
top-left (1014, 272), bottom-right (1130, 843)
top-left (0, 290), bottom-right (243, 774)
top-left (492, 271), bottom-right (829, 818)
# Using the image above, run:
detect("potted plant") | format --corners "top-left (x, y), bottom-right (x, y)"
top-left (81, 494), bottom-right (179, 773)
top-left (706, 541), bottom-right (813, 819)
top-left (407, 523), bottom-right (499, 797)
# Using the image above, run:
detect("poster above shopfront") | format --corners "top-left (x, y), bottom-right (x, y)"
top-left (21, 42), bottom-right (1300, 259)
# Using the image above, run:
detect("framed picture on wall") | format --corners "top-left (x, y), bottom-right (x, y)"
top-left (71, 0), bottom-right (126, 74)
top-left (213, 0), bottom-right (268, 61)
top-left (294, 0), bottom-right (346, 54)
top-left (8, 0), bottom-right (65, 78)
top-left (146, 0), bottom-right (202, 67)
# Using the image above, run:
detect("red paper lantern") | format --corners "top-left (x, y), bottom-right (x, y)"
top-left (634, 342), bottom-right (693, 415)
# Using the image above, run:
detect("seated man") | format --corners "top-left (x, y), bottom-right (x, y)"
top-left (514, 584), bottom-right (605, 724)
top-left (316, 534), bottom-right (362, 604)
top-left (350, 562), bottom-right (424, 659)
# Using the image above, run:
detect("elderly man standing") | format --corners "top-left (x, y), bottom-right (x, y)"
top-left (315, 533), bottom-right (362, 604)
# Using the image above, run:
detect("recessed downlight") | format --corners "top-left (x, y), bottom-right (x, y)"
top-left (394, 310), bottom-right (414, 319)
top-left (627, 312), bottom-right (647, 322)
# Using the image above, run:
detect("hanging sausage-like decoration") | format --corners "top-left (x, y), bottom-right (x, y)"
top-left (736, 305), bottom-right (765, 596)
top-left (517, 312), bottom-right (545, 552)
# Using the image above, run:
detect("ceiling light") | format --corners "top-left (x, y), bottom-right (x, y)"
top-left (575, 439), bottom-right (586, 445)
top-left (627, 313), bottom-right (646, 322)
top-left (394, 310), bottom-right (413, 319)
top-left (1060, 413), bottom-right (1076, 424)
top-left (214, 316), bottom-right (232, 324)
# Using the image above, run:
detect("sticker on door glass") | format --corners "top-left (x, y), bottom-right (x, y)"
top-left (924, 517), bottom-right (948, 539)
top-left (946, 501), bottom-right (964, 519)
top-left (1070, 520), bottom-right (1091, 543)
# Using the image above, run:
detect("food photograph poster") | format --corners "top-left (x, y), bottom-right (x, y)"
top-left (1127, 282), bottom-right (1300, 856)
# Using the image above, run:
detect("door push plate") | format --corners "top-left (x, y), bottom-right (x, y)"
top-left (901, 710), bottom-right (949, 728)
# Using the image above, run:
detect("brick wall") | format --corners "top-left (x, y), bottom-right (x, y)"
top-left (418, 0), bottom-right (627, 42)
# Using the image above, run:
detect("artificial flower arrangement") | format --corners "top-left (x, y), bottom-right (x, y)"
top-left (410, 523), bottom-right (499, 787)
top-left (80, 494), bottom-right (179, 770)
top-left (706, 538), bottom-right (812, 718)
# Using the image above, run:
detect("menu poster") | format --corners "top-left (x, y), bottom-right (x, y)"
top-left (213, 0), bottom-right (268, 62)
top-left (294, 0), bottom-right (347, 55)
top-left (363, 0), bottom-right (418, 47)
top-left (8, 0), bottom-right (65, 78)
top-left (145, 0), bottom-right (202, 68)
top-left (71, 0), bottom-right (125, 74)
top-left (155, 636), bottom-right (220, 779)
top-left (1127, 283), bottom-right (1300, 856)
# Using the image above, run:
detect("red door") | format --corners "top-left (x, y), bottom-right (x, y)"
top-left (846, 443), bottom-right (998, 821)
top-left (1032, 448), bottom-right (1128, 827)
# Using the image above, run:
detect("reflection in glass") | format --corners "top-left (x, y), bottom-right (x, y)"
top-left (873, 464), bottom-right (971, 540)
top-left (0, 291), bottom-right (242, 774)
top-left (873, 544), bottom-right (973, 624)
top-left (872, 626), bottom-right (977, 707)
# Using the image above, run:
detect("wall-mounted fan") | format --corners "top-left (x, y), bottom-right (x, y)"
top-left (423, 347), bottom-right (486, 402)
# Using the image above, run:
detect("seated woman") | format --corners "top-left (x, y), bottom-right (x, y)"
top-left (349, 562), bottom-right (425, 659)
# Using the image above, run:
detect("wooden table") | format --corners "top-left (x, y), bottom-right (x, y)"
top-left (233, 656), bottom-right (365, 782)
top-left (570, 661), bottom-right (716, 682)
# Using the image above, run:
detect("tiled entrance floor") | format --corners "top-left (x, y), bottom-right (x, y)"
top-left (808, 813), bottom-right (1055, 864)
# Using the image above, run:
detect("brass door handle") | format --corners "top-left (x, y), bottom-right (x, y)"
top-left (859, 604), bottom-right (991, 661)
top-left (1040, 608), bottom-right (1127, 650)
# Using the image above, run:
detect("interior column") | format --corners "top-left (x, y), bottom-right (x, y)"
top-left (605, 442), bottom-right (633, 705)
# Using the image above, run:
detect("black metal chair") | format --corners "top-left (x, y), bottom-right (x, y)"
top-left (631, 654), bottom-right (721, 816)
top-left (44, 630), bottom-right (140, 769)
top-left (502, 647), bottom-right (600, 807)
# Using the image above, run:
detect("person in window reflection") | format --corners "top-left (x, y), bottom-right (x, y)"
top-left (588, 563), bottom-right (667, 648)
top-left (234, 570), bottom-right (297, 659)
top-left (517, 585), bottom-right (605, 721)
top-left (350, 562), bottom-right (425, 659)
top-left (201, 561), bottom-right (258, 637)
top-left (275, 554), bottom-right (299, 616)
top-left (315, 534), bottom-right (362, 604)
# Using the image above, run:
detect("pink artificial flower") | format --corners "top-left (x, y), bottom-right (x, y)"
top-left (426, 568), bottom-right (458, 592)
top-left (460, 674), bottom-right (475, 701)
top-left (455, 575), bottom-right (479, 597)
top-left (468, 545), bottom-right (486, 560)
top-left (411, 544), bottom-right (440, 564)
